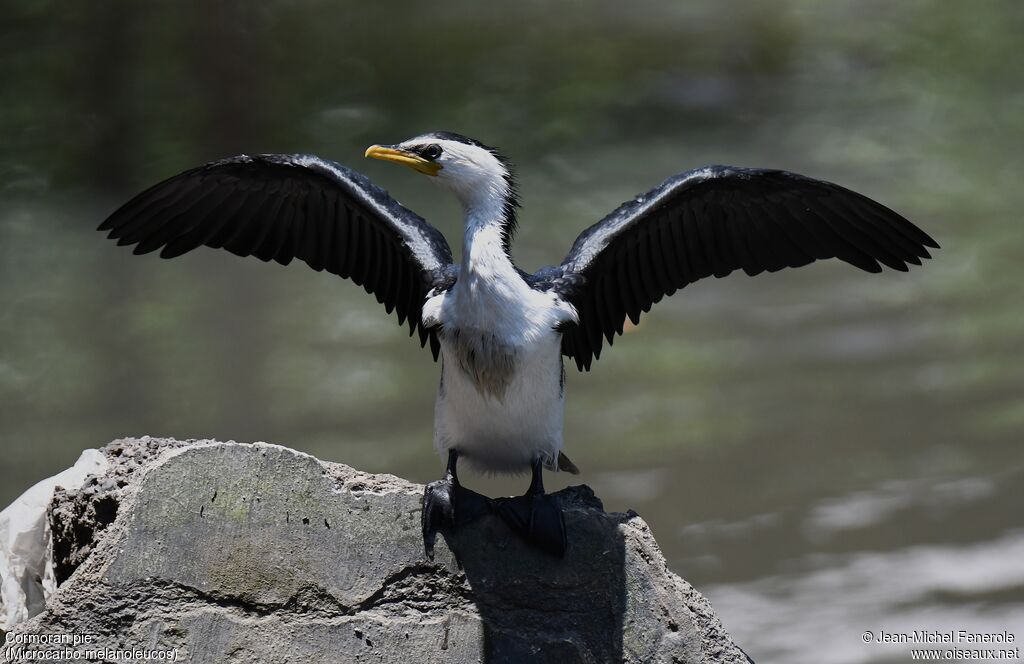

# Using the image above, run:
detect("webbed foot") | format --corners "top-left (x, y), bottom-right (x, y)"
top-left (493, 457), bottom-right (567, 557)
top-left (421, 450), bottom-right (491, 560)
top-left (493, 491), bottom-right (567, 557)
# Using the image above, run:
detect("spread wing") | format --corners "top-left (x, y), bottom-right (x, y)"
top-left (533, 165), bottom-right (939, 371)
top-left (99, 154), bottom-right (456, 358)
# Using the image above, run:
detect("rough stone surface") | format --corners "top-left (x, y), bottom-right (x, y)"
top-left (4, 438), bottom-right (751, 663)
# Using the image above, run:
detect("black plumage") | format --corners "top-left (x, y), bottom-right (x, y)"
top-left (101, 153), bottom-right (938, 373)
top-left (98, 154), bottom-right (456, 357)
top-left (530, 166), bottom-right (939, 371)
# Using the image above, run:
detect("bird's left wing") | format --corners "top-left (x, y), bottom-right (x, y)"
top-left (99, 154), bottom-right (456, 358)
top-left (531, 165), bottom-right (939, 371)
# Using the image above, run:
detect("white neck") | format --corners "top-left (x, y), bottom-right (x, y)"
top-left (458, 183), bottom-right (516, 281)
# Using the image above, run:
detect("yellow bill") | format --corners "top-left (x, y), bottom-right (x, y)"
top-left (364, 145), bottom-right (442, 176)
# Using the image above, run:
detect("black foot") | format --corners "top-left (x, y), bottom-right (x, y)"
top-left (421, 450), bottom-right (491, 560)
top-left (493, 491), bottom-right (567, 557)
top-left (492, 456), bottom-right (567, 557)
top-left (421, 476), bottom-right (454, 560)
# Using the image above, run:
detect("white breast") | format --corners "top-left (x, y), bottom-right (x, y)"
top-left (422, 227), bottom-right (577, 474)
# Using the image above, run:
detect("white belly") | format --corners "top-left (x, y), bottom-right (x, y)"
top-left (433, 330), bottom-right (566, 474)
top-left (421, 265), bottom-right (577, 473)
top-left (420, 220), bottom-right (579, 474)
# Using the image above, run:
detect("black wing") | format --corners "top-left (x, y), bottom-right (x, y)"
top-left (99, 154), bottom-right (456, 358)
top-left (533, 165), bottom-right (939, 371)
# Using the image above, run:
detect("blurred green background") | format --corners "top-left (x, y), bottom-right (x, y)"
top-left (1, 2), bottom-right (1022, 662)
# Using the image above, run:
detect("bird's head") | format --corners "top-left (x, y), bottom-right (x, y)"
top-left (365, 132), bottom-right (516, 214)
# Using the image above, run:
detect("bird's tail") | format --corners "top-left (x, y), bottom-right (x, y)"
top-left (557, 451), bottom-right (580, 475)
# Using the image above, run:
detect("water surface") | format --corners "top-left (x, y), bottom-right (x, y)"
top-left (1, 3), bottom-right (1022, 662)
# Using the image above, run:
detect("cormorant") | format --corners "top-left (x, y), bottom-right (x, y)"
top-left (99, 132), bottom-right (938, 558)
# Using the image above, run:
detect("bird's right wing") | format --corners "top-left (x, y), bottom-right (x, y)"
top-left (99, 154), bottom-right (457, 358)
top-left (532, 165), bottom-right (939, 371)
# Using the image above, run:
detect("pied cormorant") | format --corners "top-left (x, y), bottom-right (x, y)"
top-left (99, 132), bottom-right (939, 558)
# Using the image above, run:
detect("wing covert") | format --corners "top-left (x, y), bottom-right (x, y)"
top-left (534, 166), bottom-right (939, 371)
top-left (99, 154), bottom-right (456, 358)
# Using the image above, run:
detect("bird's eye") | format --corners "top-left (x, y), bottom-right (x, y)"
top-left (421, 144), bottom-right (443, 160)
